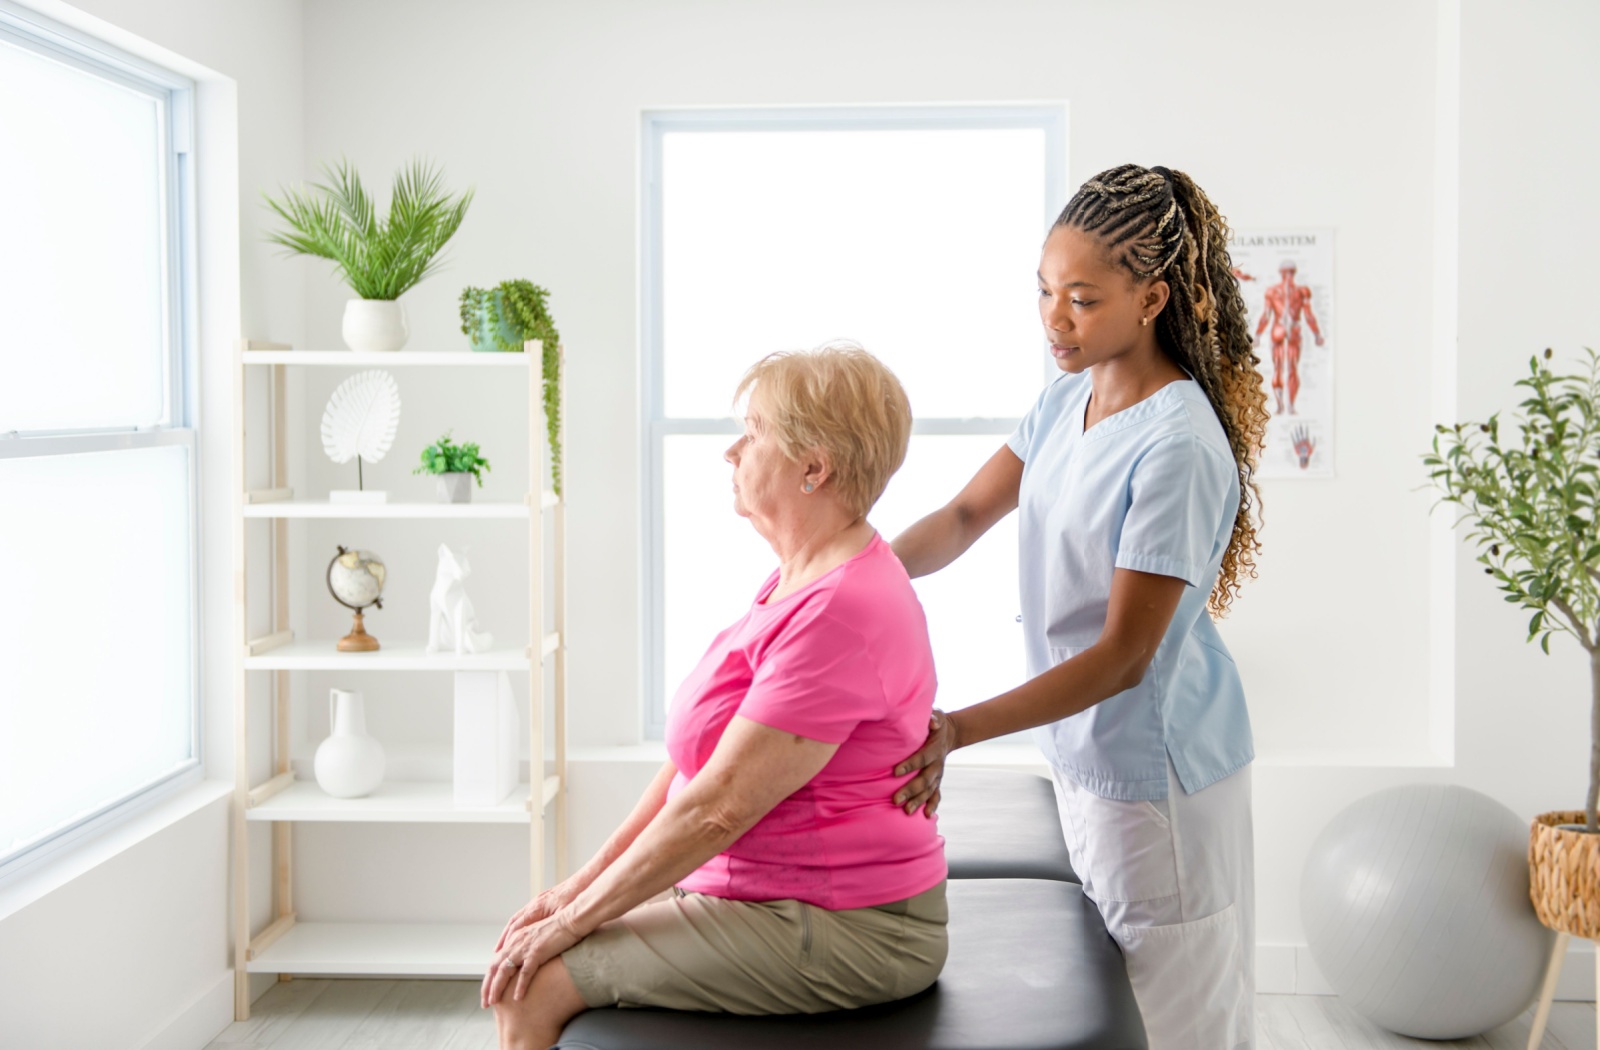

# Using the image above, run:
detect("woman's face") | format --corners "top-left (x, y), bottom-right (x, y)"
top-left (724, 392), bottom-right (803, 523)
top-left (1037, 225), bottom-right (1164, 374)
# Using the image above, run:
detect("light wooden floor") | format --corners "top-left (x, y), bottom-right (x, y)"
top-left (205, 980), bottom-right (1599, 1049)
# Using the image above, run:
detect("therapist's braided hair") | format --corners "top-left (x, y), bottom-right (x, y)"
top-left (1055, 164), bottom-right (1268, 617)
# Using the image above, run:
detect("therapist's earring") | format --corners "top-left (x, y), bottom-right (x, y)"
top-left (1140, 316), bottom-right (1149, 326)
top-left (803, 483), bottom-right (814, 493)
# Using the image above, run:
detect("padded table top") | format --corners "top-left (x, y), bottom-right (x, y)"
top-left (939, 768), bottom-right (1077, 883)
top-left (553, 879), bottom-right (1144, 1050)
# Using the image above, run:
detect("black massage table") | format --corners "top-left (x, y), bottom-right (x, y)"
top-left (553, 771), bottom-right (1143, 1049)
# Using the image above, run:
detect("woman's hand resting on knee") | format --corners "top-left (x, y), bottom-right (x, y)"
top-left (494, 874), bottom-right (588, 952)
top-left (482, 911), bottom-right (583, 1008)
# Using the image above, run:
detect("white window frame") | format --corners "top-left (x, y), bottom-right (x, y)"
top-left (0, 3), bottom-right (202, 877)
top-left (640, 104), bottom-right (1067, 739)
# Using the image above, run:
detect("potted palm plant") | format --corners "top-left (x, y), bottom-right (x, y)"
top-left (414, 432), bottom-right (490, 504)
top-left (1426, 347), bottom-right (1600, 939)
top-left (264, 159), bottom-right (473, 352)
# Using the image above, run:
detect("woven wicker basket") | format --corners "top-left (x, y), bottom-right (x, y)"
top-left (1529, 811), bottom-right (1600, 938)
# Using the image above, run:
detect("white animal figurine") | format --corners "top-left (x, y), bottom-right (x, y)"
top-left (426, 544), bottom-right (494, 655)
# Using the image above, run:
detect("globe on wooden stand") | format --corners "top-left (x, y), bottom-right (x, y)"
top-left (326, 545), bottom-right (387, 652)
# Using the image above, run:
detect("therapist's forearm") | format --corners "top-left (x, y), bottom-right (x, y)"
top-left (950, 644), bottom-right (1144, 748)
top-left (892, 506), bottom-right (980, 579)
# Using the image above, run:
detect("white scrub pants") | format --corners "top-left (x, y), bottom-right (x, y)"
top-left (1050, 755), bottom-right (1255, 1050)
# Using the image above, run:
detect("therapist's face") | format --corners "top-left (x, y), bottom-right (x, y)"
top-left (1037, 225), bottom-right (1161, 374)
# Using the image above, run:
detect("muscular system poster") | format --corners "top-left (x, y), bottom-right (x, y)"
top-left (1226, 228), bottom-right (1334, 478)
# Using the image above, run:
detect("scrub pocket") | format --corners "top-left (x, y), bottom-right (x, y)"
top-left (1119, 902), bottom-right (1248, 1050)
top-left (1051, 768), bottom-right (1179, 906)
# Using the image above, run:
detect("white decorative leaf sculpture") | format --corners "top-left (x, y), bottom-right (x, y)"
top-left (321, 369), bottom-right (401, 465)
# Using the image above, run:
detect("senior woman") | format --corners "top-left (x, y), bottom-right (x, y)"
top-left (482, 344), bottom-right (947, 1050)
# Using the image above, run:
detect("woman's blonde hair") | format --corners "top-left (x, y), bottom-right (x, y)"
top-left (735, 342), bottom-right (913, 519)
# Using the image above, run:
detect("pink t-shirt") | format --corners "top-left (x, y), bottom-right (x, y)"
top-left (665, 533), bottom-right (946, 910)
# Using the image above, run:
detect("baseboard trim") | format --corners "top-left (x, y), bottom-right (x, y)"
top-left (133, 971), bottom-right (233, 1050)
top-left (1255, 945), bottom-right (1297, 994)
top-left (1257, 938), bottom-right (1594, 1000)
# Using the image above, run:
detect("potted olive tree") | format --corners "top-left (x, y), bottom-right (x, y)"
top-left (414, 432), bottom-right (490, 504)
top-left (264, 159), bottom-right (473, 352)
top-left (1426, 348), bottom-right (1600, 939)
top-left (459, 279), bottom-right (564, 494)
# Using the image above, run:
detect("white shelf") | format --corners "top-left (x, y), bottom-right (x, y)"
top-left (242, 499), bottom-right (534, 519)
top-left (243, 640), bottom-right (532, 671)
top-left (246, 921), bottom-right (499, 976)
top-left (242, 350), bottom-right (530, 367)
top-left (246, 780), bottom-right (531, 823)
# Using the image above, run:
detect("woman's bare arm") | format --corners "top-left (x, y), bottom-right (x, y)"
top-left (485, 719), bottom-right (844, 1004)
top-left (891, 444), bottom-right (1023, 579)
top-left (494, 760), bottom-right (679, 949)
top-left (560, 717), bottom-right (838, 937)
top-left (571, 760), bottom-right (679, 888)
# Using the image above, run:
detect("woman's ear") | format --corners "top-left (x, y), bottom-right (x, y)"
top-left (802, 450), bottom-right (831, 493)
top-left (1143, 278), bottom-right (1171, 321)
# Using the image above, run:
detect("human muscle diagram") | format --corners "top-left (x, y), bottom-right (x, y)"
top-left (1227, 229), bottom-right (1334, 478)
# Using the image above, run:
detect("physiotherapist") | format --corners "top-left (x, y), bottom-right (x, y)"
top-left (889, 163), bottom-right (1268, 1050)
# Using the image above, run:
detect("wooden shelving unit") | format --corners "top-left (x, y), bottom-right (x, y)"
top-left (230, 339), bottom-right (568, 1020)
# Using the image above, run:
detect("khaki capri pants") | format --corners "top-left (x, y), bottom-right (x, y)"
top-left (561, 881), bottom-right (948, 1014)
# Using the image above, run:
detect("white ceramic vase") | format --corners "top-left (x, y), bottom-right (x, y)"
top-left (341, 299), bottom-right (409, 353)
top-left (315, 688), bottom-right (386, 798)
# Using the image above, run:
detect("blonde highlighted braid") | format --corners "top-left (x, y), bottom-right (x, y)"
top-left (1056, 164), bottom-right (1269, 617)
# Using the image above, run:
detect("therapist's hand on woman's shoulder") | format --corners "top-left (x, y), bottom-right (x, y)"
top-left (893, 709), bottom-right (960, 816)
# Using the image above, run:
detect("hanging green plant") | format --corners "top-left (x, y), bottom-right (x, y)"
top-left (459, 280), bottom-right (563, 494)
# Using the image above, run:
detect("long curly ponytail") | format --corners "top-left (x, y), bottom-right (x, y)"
top-left (1055, 164), bottom-right (1269, 617)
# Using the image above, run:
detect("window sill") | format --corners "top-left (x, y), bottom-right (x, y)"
top-left (0, 777), bottom-right (231, 924)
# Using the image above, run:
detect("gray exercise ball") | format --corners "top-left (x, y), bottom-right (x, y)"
top-left (1301, 784), bottom-right (1554, 1039)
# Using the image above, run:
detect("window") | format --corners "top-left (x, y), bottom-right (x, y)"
top-left (0, 8), bottom-right (199, 871)
top-left (642, 106), bottom-right (1066, 736)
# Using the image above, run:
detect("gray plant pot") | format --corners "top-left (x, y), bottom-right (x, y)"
top-left (436, 473), bottom-right (473, 504)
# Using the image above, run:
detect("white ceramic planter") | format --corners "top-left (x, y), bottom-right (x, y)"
top-left (314, 688), bottom-right (386, 798)
top-left (436, 473), bottom-right (473, 504)
top-left (341, 299), bottom-right (409, 353)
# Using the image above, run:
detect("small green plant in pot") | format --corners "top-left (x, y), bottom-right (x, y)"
top-left (263, 158), bottom-right (473, 353)
top-left (414, 432), bottom-right (490, 504)
top-left (1426, 348), bottom-right (1600, 937)
top-left (459, 279), bottom-right (563, 494)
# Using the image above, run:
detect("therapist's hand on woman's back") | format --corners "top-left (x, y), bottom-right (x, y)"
top-left (893, 710), bottom-right (959, 816)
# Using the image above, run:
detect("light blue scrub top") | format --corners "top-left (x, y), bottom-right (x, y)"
top-left (1008, 371), bottom-right (1254, 801)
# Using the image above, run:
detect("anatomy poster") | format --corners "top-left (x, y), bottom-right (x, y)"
top-left (1226, 228), bottom-right (1335, 478)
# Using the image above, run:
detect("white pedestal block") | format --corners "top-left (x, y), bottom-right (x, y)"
top-left (453, 671), bottom-right (518, 807)
top-left (329, 489), bottom-right (388, 504)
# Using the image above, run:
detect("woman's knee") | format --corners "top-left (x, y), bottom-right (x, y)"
top-left (492, 958), bottom-right (587, 1047)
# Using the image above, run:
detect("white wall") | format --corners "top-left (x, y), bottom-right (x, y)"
top-left (0, 0), bottom-right (305, 1044)
top-left (0, 795), bottom-right (231, 1050)
top-left (299, 0), bottom-right (1442, 762)
top-left (290, 0), bottom-right (1461, 946)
